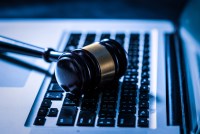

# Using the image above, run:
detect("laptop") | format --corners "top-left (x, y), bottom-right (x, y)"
top-left (0, 0), bottom-right (199, 134)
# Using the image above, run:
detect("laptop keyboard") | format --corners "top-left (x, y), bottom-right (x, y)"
top-left (33, 32), bottom-right (151, 128)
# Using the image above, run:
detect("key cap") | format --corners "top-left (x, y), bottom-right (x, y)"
top-left (63, 98), bottom-right (78, 106)
top-left (37, 107), bottom-right (48, 116)
top-left (101, 95), bottom-right (117, 101)
top-left (121, 90), bottom-right (137, 97)
top-left (100, 108), bottom-right (116, 114)
top-left (121, 95), bottom-right (137, 102)
top-left (130, 33), bottom-right (139, 43)
top-left (144, 33), bottom-right (150, 39)
top-left (143, 53), bottom-right (150, 59)
top-left (101, 103), bottom-right (116, 109)
top-left (120, 100), bottom-right (137, 106)
top-left (34, 116), bottom-right (46, 126)
top-left (99, 111), bottom-right (116, 118)
top-left (142, 66), bottom-right (150, 72)
top-left (144, 42), bottom-right (149, 47)
top-left (83, 33), bottom-right (96, 46)
top-left (41, 99), bottom-right (52, 108)
top-left (141, 71), bottom-right (149, 78)
top-left (143, 59), bottom-right (150, 65)
top-left (119, 105), bottom-right (136, 114)
top-left (124, 74), bottom-right (137, 80)
top-left (47, 108), bottom-right (58, 117)
top-left (115, 33), bottom-right (125, 45)
top-left (48, 83), bottom-right (64, 92)
top-left (57, 106), bottom-right (78, 126)
top-left (77, 111), bottom-right (96, 126)
top-left (81, 100), bottom-right (98, 111)
top-left (141, 78), bottom-right (150, 85)
top-left (97, 118), bottom-right (115, 127)
top-left (65, 33), bottom-right (81, 51)
top-left (140, 85), bottom-right (150, 93)
top-left (51, 74), bottom-right (57, 83)
top-left (100, 33), bottom-right (111, 40)
top-left (124, 77), bottom-right (138, 83)
top-left (65, 93), bottom-right (80, 103)
top-left (139, 101), bottom-right (149, 108)
top-left (117, 114), bottom-right (135, 127)
top-left (139, 93), bottom-right (149, 100)
top-left (126, 68), bottom-right (138, 75)
top-left (44, 92), bottom-right (63, 100)
top-left (138, 109), bottom-right (149, 117)
top-left (138, 117), bottom-right (149, 127)
top-left (143, 47), bottom-right (150, 53)
top-left (122, 82), bottom-right (138, 89)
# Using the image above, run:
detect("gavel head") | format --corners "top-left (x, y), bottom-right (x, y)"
top-left (55, 39), bottom-right (128, 94)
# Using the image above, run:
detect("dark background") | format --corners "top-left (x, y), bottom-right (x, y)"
top-left (0, 0), bottom-right (188, 22)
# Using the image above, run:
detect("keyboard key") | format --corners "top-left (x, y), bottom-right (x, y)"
top-left (129, 59), bottom-right (139, 64)
top-left (142, 66), bottom-right (150, 72)
top-left (100, 33), bottom-right (110, 40)
top-left (65, 33), bottom-right (81, 51)
top-left (144, 33), bottom-right (150, 39)
top-left (63, 98), bottom-right (78, 106)
top-left (41, 99), bottom-right (52, 108)
top-left (34, 116), bottom-right (46, 126)
top-left (124, 78), bottom-right (138, 83)
top-left (126, 68), bottom-right (138, 75)
top-left (139, 101), bottom-right (149, 108)
top-left (77, 111), bottom-right (96, 126)
top-left (81, 99), bottom-right (98, 111)
top-left (100, 108), bottom-right (116, 114)
top-left (99, 111), bottom-right (116, 118)
top-left (122, 82), bottom-right (138, 89)
top-left (124, 75), bottom-right (138, 81)
top-left (121, 95), bottom-right (137, 102)
top-left (44, 92), bottom-right (63, 100)
top-left (57, 106), bottom-right (78, 126)
top-left (121, 90), bottom-right (137, 97)
top-left (101, 96), bottom-right (117, 101)
top-left (141, 71), bottom-right (149, 78)
top-left (120, 99), bottom-right (137, 106)
top-left (144, 42), bottom-right (150, 47)
top-left (66, 93), bottom-right (80, 102)
top-left (115, 33), bottom-right (125, 45)
top-left (119, 105), bottom-right (136, 114)
top-left (37, 107), bottom-right (48, 116)
top-left (143, 53), bottom-right (150, 59)
top-left (48, 83), bottom-right (64, 92)
top-left (83, 33), bottom-right (96, 46)
top-left (130, 33), bottom-right (139, 44)
top-left (101, 102), bottom-right (116, 109)
top-left (47, 108), bottom-right (58, 117)
top-left (97, 118), bottom-right (115, 127)
top-left (140, 85), bottom-right (150, 93)
top-left (51, 74), bottom-right (57, 83)
top-left (118, 114), bottom-right (135, 127)
top-left (143, 47), bottom-right (150, 53)
top-left (138, 117), bottom-right (149, 127)
top-left (138, 109), bottom-right (149, 117)
top-left (141, 78), bottom-right (150, 85)
top-left (139, 93), bottom-right (149, 100)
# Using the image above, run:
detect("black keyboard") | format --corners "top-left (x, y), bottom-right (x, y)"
top-left (34, 32), bottom-right (150, 128)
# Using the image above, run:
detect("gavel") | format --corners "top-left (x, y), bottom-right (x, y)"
top-left (0, 35), bottom-right (128, 94)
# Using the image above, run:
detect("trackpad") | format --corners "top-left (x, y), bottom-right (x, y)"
top-left (0, 54), bottom-right (33, 87)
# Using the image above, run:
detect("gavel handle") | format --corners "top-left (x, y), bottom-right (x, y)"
top-left (0, 35), bottom-right (63, 62)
